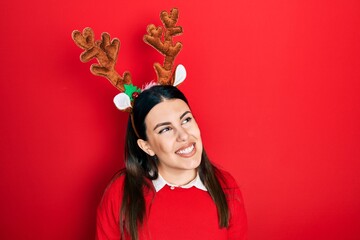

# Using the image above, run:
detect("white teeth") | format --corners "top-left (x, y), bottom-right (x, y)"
top-left (176, 144), bottom-right (194, 154)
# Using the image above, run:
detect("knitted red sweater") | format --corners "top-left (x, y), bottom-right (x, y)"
top-left (96, 170), bottom-right (247, 240)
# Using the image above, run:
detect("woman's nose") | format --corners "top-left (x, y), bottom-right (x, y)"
top-left (176, 127), bottom-right (189, 142)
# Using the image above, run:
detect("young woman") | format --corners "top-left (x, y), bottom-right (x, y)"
top-left (96, 85), bottom-right (248, 240)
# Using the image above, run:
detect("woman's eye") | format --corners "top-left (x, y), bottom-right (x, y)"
top-left (182, 117), bottom-right (192, 124)
top-left (159, 127), bottom-right (171, 134)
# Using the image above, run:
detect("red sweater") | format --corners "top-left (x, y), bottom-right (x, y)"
top-left (96, 170), bottom-right (247, 240)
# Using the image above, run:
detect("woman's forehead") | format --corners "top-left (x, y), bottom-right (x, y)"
top-left (145, 99), bottom-right (191, 125)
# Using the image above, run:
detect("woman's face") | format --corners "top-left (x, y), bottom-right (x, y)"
top-left (137, 99), bottom-right (203, 183)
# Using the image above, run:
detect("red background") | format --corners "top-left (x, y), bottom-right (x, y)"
top-left (1, 0), bottom-right (360, 239)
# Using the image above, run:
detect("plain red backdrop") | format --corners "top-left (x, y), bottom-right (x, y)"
top-left (1, 0), bottom-right (359, 239)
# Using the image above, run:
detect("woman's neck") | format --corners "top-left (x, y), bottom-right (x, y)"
top-left (158, 168), bottom-right (197, 186)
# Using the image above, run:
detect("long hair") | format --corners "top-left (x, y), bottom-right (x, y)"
top-left (120, 85), bottom-right (229, 240)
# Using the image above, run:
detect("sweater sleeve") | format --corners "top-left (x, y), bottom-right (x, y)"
top-left (95, 176), bottom-right (124, 240)
top-left (220, 170), bottom-right (248, 240)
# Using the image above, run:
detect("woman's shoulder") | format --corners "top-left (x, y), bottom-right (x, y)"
top-left (100, 169), bottom-right (127, 200)
top-left (214, 167), bottom-right (246, 206)
top-left (109, 169), bottom-right (126, 185)
top-left (214, 167), bottom-right (240, 190)
top-left (101, 169), bottom-right (153, 199)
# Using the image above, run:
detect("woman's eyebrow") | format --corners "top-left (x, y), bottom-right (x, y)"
top-left (180, 111), bottom-right (191, 120)
top-left (153, 111), bottom-right (191, 131)
top-left (153, 122), bottom-right (171, 131)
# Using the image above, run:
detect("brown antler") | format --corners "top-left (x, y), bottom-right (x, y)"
top-left (143, 8), bottom-right (183, 85)
top-left (72, 27), bottom-right (132, 92)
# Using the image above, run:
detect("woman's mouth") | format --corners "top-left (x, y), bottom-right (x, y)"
top-left (175, 143), bottom-right (196, 157)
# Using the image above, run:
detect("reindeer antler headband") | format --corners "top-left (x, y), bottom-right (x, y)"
top-left (71, 8), bottom-right (186, 112)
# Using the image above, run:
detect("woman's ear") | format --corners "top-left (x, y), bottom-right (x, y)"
top-left (137, 139), bottom-right (155, 156)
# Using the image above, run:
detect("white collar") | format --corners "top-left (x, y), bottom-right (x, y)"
top-left (152, 173), bottom-right (207, 192)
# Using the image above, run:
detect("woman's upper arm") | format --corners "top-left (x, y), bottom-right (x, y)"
top-left (227, 186), bottom-right (248, 240)
top-left (95, 177), bottom-right (123, 240)
top-left (219, 170), bottom-right (248, 240)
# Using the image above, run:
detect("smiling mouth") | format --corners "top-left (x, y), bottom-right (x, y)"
top-left (175, 143), bottom-right (196, 156)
